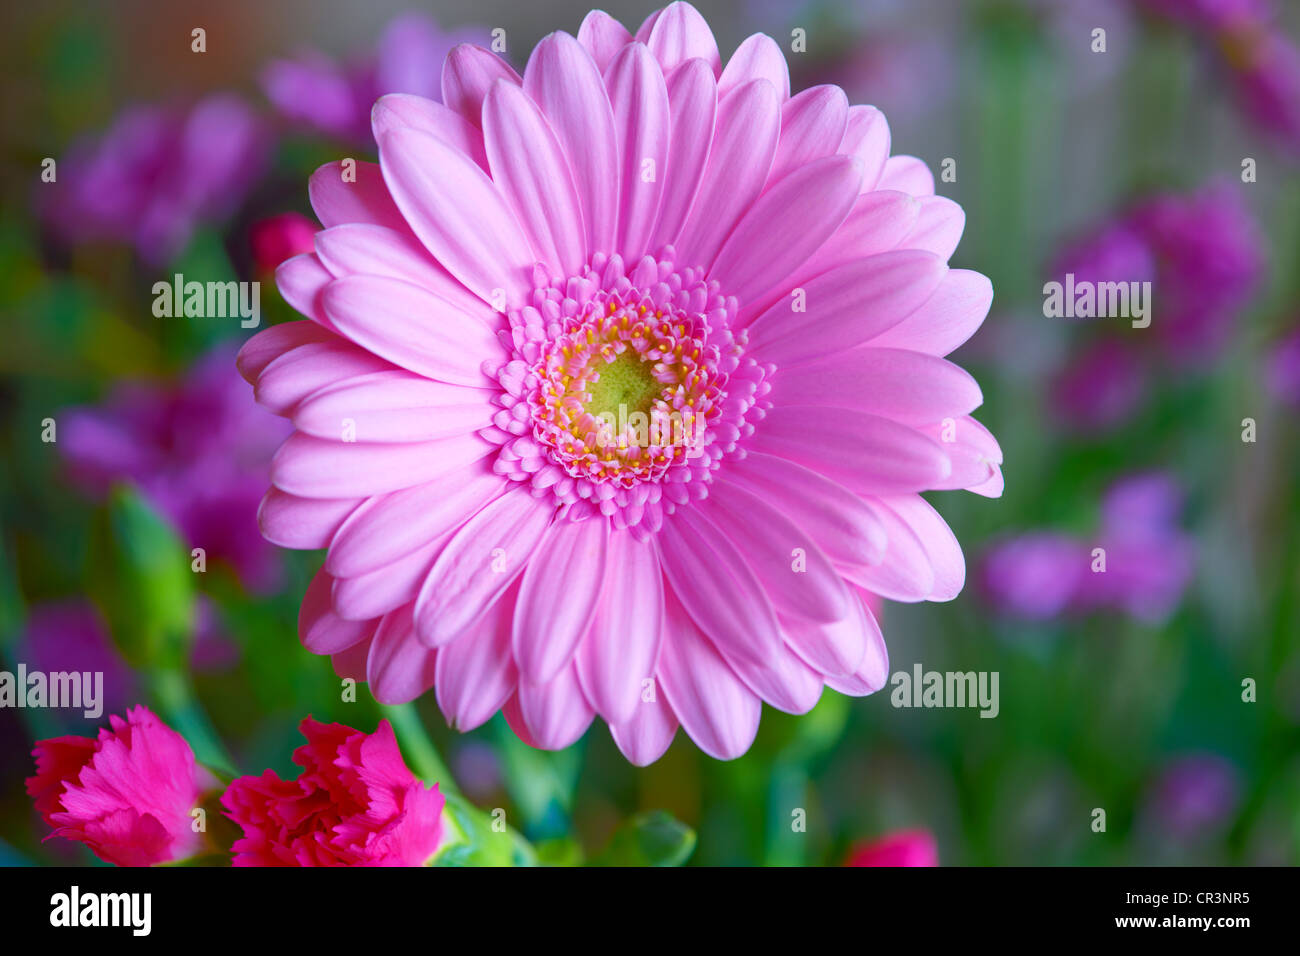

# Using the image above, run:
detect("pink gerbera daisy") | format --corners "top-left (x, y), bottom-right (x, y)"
top-left (239, 2), bottom-right (1002, 764)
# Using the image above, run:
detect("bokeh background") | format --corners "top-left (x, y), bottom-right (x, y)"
top-left (1, 0), bottom-right (1298, 865)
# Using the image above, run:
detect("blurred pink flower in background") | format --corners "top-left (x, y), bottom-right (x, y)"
top-left (220, 718), bottom-right (445, 866)
top-left (26, 706), bottom-right (217, 866)
top-left (844, 828), bottom-right (939, 866)
top-left (982, 472), bottom-right (1194, 622)
top-left (240, 1), bottom-right (1002, 764)
top-left (249, 212), bottom-right (318, 274)
top-left (60, 343), bottom-right (290, 592)
top-left (1052, 181), bottom-right (1263, 361)
top-left (262, 12), bottom-right (483, 143)
top-left (1266, 324), bottom-right (1300, 406)
top-left (41, 94), bottom-right (268, 265)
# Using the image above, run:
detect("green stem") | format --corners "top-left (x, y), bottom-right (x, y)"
top-left (148, 667), bottom-right (237, 778)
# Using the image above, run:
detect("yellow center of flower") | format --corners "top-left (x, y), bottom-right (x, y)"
top-left (585, 349), bottom-right (661, 420)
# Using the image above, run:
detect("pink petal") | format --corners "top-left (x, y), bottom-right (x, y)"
top-left (275, 253), bottom-right (334, 328)
top-left (866, 268), bottom-right (993, 357)
top-left (874, 495), bottom-right (965, 602)
top-left (254, 341), bottom-right (393, 416)
top-left (769, 85), bottom-right (849, 184)
top-left (710, 153), bottom-right (862, 304)
top-left (238, 320), bottom-right (335, 384)
top-left (435, 581), bottom-right (520, 731)
top-left (330, 539), bottom-right (443, 621)
top-left (513, 516), bottom-right (609, 684)
top-left (901, 196), bottom-right (965, 261)
top-left (322, 274), bottom-right (501, 387)
top-left (259, 487), bottom-right (359, 550)
top-left (674, 78), bottom-right (780, 269)
top-left (294, 370), bottom-right (492, 443)
top-left (840, 105), bottom-right (891, 191)
top-left (482, 79), bottom-right (586, 277)
top-left (735, 189), bottom-right (922, 328)
top-left (577, 10), bottom-right (633, 72)
top-left (746, 250), bottom-right (948, 366)
top-left (523, 32), bottom-right (619, 255)
top-left (327, 466), bottom-right (506, 577)
top-left (308, 160), bottom-right (408, 231)
top-left (271, 431), bottom-right (494, 498)
top-left (441, 44), bottom-right (522, 127)
top-left (608, 693), bottom-right (678, 766)
top-left (840, 499), bottom-right (936, 602)
top-left (771, 347), bottom-right (982, 424)
top-left (782, 598), bottom-right (870, 678)
top-left (919, 415), bottom-right (1004, 495)
top-left (700, 482), bottom-right (850, 624)
top-left (649, 57), bottom-right (717, 251)
top-left (718, 33), bottom-right (789, 100)
top-left (606, 43), bottom-right (670, 263)
top-left (367, 604), bottom-right (438, 704)
top-left (576, 532), bottom-right (663, 723)
top-left (313, 223), bottom-right (495, 323)
top-left (724, 638), bottom-right (824, 715)
top-left (877, 155), bottom-right (935, 196)
top-left (723, 451), bottom-right (887, 567)
top-left (370, 93), bottom-right (488, 170)
top-left (645, 2), bottom-right (721, 76)
top-left (656, 590), bottom-right (760, 761)
top-left (656, 506), bottom-right (782, 666)
top-left (517, 663), bottom-right (595, 750)
top-left (748, 406), bottom-right (952, 495)
top-left (413, 490), bottom-right (555, 645)
top-left (823, 593), bottom-right (890, 694)
top-left (378, 127), bottom-right (534, 308)
top-left (299, 568), bottom-right (376, 654)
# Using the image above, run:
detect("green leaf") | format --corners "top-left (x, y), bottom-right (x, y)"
top-left (592, 811), bottom-right (696, 867)
top-left (86, 485), bottom-right (196, 669)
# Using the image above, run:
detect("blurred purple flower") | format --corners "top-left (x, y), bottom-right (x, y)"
top-left (1051, 338), bottom-right (1148, 431)
top-left (42, 95), bottom-right (269, 265)
top-left (13, 601), bottom-right (135, 718)
top-left (982, 472), bottom-right (1194, 622)
top-left (262, 12), bottom-right (483, 143)
top-left (1136, 0), bottom-right (1300, 155)
top-left (59, 344), bottom-right (290, 592)
top-left (1147, 753), bottom-right (1241, 835)
top-left (1266, 324), bottom-right (1300, 406)
top-left (1052, 181), bottom-right (1263, 362)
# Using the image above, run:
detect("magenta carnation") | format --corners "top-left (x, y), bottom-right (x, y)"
top-left (219, 718), bottom-right (445, 866)
top-left (844, 828), bottom-right (939, 867)
top-left (26, 706), bottom-right (217, 866)
top-left (239, 2), bottom-right (1002, 764)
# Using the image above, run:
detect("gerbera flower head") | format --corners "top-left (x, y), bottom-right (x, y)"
top-left (240, 2), bottom-right (1002, 764)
